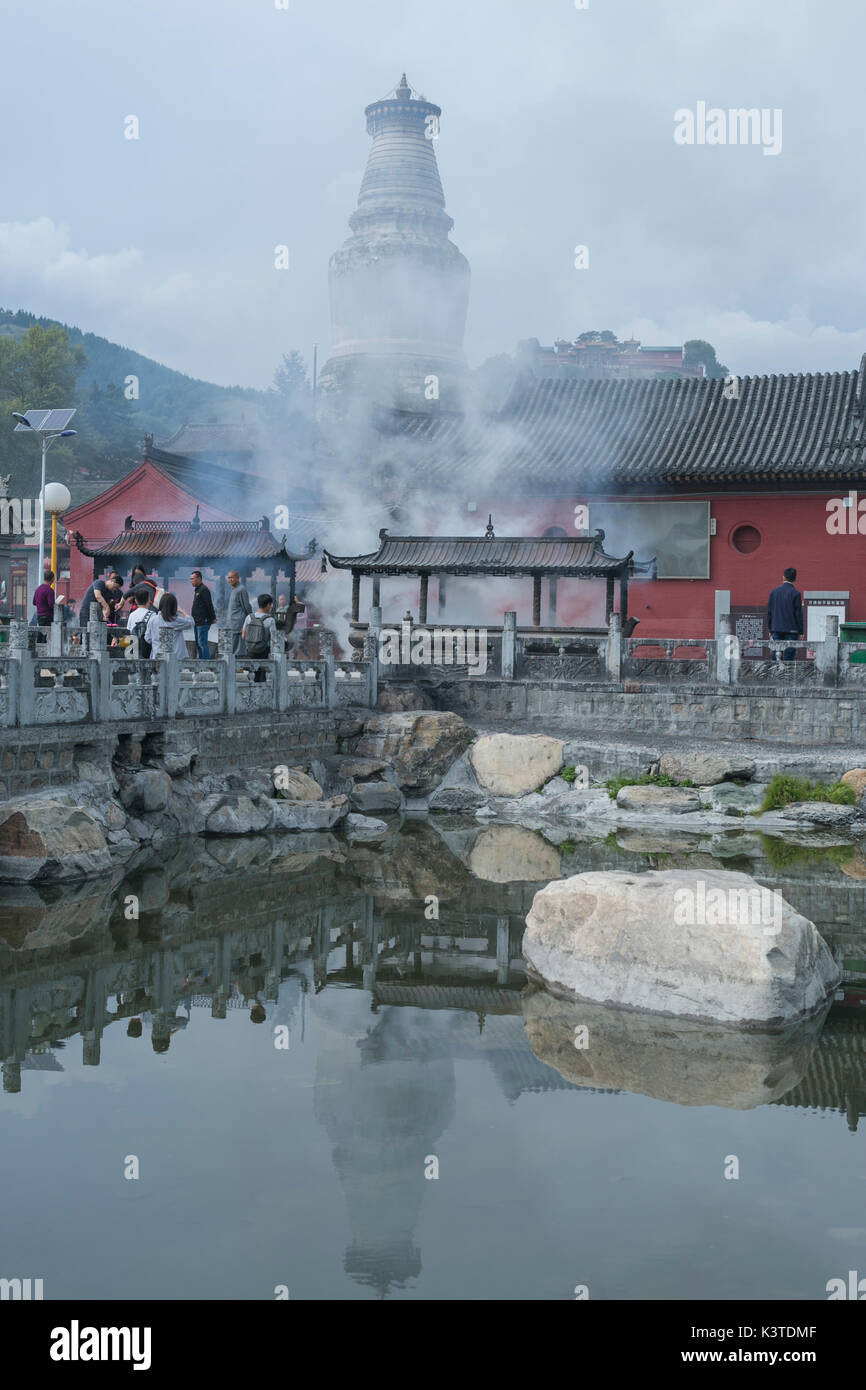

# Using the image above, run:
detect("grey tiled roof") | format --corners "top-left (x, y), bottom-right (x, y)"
top-left (375, 359), bottom-right (866, 492)
top-left (324, 529), bottom-right (634, 576)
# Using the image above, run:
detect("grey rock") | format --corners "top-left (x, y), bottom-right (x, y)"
top-left (704, 782), bottom-right (767, 815)
top-left (357, 712), bottom-right (475, 794)
top-left (776, 801), bottom-right (861, 828)
top-left (429, 785), bottom-right (487, 812)
top-left (206, 796), bottom-right (273, 836)
top-left (523, 868), bottom-right (841, 1025)
top-left (0, 797), bottom-right (112, 883)
top-left (271, 796), bottom-right (348, 832)
top-left (349, 781), bottom-right (404, 813)
top-left (337, 756), bottom-right (389, 780)
top-left (345, 813), bottom-right (389, 840)
top-left (120, 769), bottom-right (172, 815)
top-left (657, 751), bottom-right (757, 786)
top-left (616, 784), bottom-right (702, 814)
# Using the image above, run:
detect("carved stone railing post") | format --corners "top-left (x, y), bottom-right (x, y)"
top-left (88, 612), bottom-right (110, 721)
top-left (7, 619), bottom-right (31, 726)
top-left (606, 610), bottom-right (622, 681)
top-left (159, 626), bottom-right (180, 718)
top-left (271, 626), bottom-right (287, 712)
top-left (362, 631), bottom-right (378, 708)
top-left (501, 611), bottom-right (516, 680)
top-left (218, 628), bottom-right (236, 715)
top-left (716, 613), bottom-right (732, 685)
top-left (48, 601), bottom-right (64, 657)
top-left (818, 614), bottom-right (840, 686)
top-left (319, 629), bottom-right (335, 708)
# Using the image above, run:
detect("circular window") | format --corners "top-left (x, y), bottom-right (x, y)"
top-left (731, 524), bottom-right (761, 554)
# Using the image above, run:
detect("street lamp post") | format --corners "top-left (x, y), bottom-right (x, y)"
top-left (43, 482), bottom-right (72, 589)
top-left (11, 410), bottom-right (77, 581)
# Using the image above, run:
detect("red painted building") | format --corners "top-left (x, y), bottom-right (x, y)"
top-left (374, 362), bottom-right (866, 645)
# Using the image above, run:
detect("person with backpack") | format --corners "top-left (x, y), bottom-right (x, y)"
top-left (242, 593), bottom-right (277, 681)
top-left (126, 586), bottom-right (156, 657)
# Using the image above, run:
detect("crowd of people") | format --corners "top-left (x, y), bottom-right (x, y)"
top-left (32, 563), bottom-right (321, 661)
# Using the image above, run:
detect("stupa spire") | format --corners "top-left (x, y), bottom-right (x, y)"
top-left (318, 75), bottom-right (471, 413)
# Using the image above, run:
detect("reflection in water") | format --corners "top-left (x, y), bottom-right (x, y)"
top-left (2, 820), bottom-right (866, 1296)
top-left (522, 987), bottom-right (829, 1109)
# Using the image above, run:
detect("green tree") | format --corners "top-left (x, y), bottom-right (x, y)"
top-left (683, 338), bottom-right (729, 379)
top-left (272, 350), bottom-right (310, 400)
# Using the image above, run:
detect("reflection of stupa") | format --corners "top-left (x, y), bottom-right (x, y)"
top-left (318, 74), bottom-right (471, 413)
top-left (313, 992), bottom-right (456, 1297)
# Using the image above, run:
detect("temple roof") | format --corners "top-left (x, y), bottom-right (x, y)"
top-left (72, 514), bottom-right (303, 562)
top-left (374, 359), bottom-right (866, 493)
top-left (324, 527), bottom-right (635, 577)
top-left (154, 422), bottom-right (256, 459)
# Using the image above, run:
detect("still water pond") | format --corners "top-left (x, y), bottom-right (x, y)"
top-left (1, 820), bottom-right (864, 1300)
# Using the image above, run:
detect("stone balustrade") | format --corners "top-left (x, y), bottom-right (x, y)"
top-left (0, 615), bottom-right (376, 727)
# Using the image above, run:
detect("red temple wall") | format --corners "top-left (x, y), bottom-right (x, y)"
top-left (419, 490), bottom-right (864, 636)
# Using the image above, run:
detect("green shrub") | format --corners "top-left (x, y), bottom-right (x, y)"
top-left (560, 765), bottom-right (577, 783)
top-left (558, 839), bottom-right (576, 855)
top-left (759, 775), bottom-right (856, 812)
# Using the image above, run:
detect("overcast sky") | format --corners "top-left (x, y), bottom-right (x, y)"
top-left (1, 0), bottom-right (864, 389)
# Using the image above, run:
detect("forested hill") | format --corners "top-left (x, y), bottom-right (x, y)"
top-left (0, 310), bottom-right (316, 497)
top-left (0, 308), bottom-right (265, 441)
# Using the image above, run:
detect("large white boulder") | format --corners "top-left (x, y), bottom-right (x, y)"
top-left (469, 733), bottom-right (564, 797)
top-left (523, 868), bottom-right (840, 1026)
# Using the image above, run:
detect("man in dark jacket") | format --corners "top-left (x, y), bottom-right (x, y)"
top-left (190, 569), bottom-right (216, 658)
top-left (767, 567), bottom-right (804, 661)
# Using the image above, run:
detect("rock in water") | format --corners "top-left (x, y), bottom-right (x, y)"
top-left (349, 781), bottom-right (404, 813)
top-left (345, 813), bottom-right (388, 841)
top-left (469, 733), bottom-right (564, 797)
top-left (357, 712), bottom-right (475, 795)
top-left (274, 769), bottom-right (324, 801)
top-left (0, 797), bottom-right (112, 882)
top-left (523, 868), bottom-right (840, 1026)
top-left (658, 751), bottom-right (756, 785)
top-left (615, 784), bottom-right (701, 813)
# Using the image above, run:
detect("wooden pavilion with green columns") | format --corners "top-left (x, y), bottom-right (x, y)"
top-left (324, 520), bottom-right (650, 648)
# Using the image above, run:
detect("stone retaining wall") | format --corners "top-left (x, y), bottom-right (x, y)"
top-left (425, 678), bottom-right (866, 747)
top-left (0, 709), bottom-right (343, 797)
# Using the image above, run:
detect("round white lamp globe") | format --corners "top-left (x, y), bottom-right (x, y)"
top-left (43, 482), bottom-right (72, 514)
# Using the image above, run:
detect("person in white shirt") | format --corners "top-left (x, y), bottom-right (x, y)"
top-left (145, 592), bottom-right (194, 658)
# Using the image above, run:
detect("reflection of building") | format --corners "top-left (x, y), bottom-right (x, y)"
top-left (318, 75), bottom-right (470, 413)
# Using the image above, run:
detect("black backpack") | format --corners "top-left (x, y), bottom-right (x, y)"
top-left (244, 616), bottom-right (271, 658)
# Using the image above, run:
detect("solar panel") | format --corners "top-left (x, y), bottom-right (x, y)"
top-left (13, 407), bottom-right (76, 433)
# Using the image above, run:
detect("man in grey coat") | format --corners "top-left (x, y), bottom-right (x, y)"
top-left (226, 570), bottom-right (252, 655)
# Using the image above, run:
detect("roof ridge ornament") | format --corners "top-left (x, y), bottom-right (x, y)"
top-left (485, 514), bottom-right (495, 538)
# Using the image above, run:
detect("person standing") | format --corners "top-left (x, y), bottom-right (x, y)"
top-left (226, 569), bottom-right (252, 656)
top-left (767, 567), bottom-right (804, 662)
top-left (189, 569), bottom-right (216, 658)
top-left (79, 572), bottom-right (123, 626)
top-left (33, 571), bottom-right (64, 627)
top-left (145, 592), bottom-right (194, 658)
top-left (126, 587), bottom-right (155, 657)
top-left (242, 593), bottom-right (277, 682)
